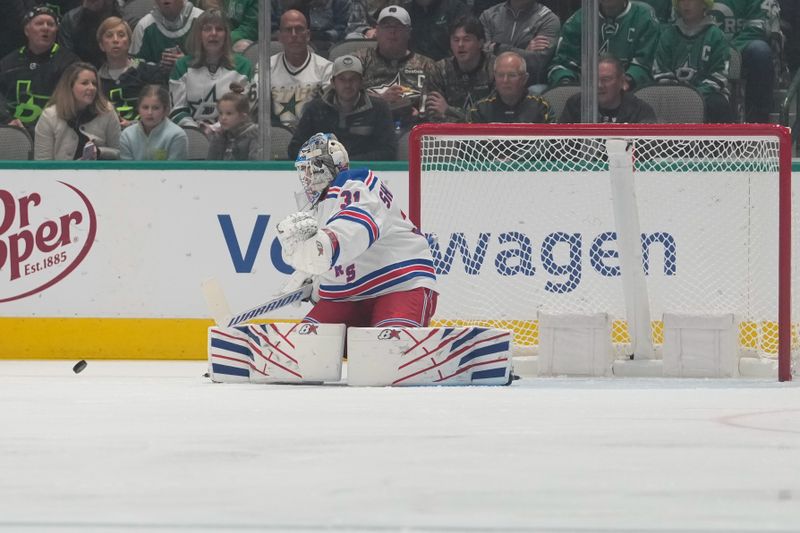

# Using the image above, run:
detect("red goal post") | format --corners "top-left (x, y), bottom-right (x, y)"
top-left (408, 123), bottom-right (794, 381)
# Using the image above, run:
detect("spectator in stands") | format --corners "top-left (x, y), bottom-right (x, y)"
top-left (169, 9), bottom-right (253, 131)
top-left (354, 5), bottom-right (435, 129)
top-left (408, 0), bottom-right (471, 61)
top-left (271, 0), bottom-right (353, 54)
top-left (98, 17), bottom-right (166, 128)
top-left (559, 54), bottom-right (656, 123)
top-left (345, 0), bottom-right (394, 38)
top-left (207, 82), bottom-right (260, 159)
top-left (653, 0), bottom-right (733, 123)
top-left (780, 0), bottom-right (799, 74)
top-left (468, 51), bottom-right (552, 122)
top-left (288, 55), bottom-right (396, 160)
top-left (345, 0), bottom-right (376, 38)
top-left (120, 84), bottom-right (188, 159)
top-left (130, 0), bottom-right (204, 72)
top-left (59, 0), bottom-right (123, 68)
top-left (220, 0), bottom-right (259, 52)
top-left (471, 0), bottom-right (502, 17)
top-left (46, 0), bottom-right (83, 17)
top-left (709, 0), bottom-right (775, 122)
top-left (0, 0), bottom-right (33, 59)
top-left (641, 0), bottom-right (672, 23)
top-left (424, 15), bottom-right (495, 122)
top-left (271, 9), bottom-right (332, 131)
top-left (34, 62), bottom-right (121, 159)
top-left (548, 0), bottom-right (660, 91)
top-left (0, 6), bottom-right (80, 137)
top-left (480, 0), bottom-right (561, 86)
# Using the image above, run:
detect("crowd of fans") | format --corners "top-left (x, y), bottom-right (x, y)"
top-left (0, 0), bottom-right (794, 161)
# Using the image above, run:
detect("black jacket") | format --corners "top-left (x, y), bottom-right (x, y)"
top-left (289, 88), bottom-right (397, 161)
top-left (407, 0), bottom-right (471, 61)
top-left (559, 91), bottom-right (657, 123)
top-left (0, 0), bottom-right (32, 59)
top-left (0, 43), bottom-right (80, 133)
top-left (468, 92), bottom-right (554, 123)
top-left (60, 3), bottom-right (124, 68)
top-left (98, 59), bottom-right (167, 122)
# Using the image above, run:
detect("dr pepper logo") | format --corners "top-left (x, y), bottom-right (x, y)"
top-left (0, 181), bottom-right (96, 302)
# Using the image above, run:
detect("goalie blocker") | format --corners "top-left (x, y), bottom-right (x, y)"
top-left (208, 324), bottom-right (514, 386)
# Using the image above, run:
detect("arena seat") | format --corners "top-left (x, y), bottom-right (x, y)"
top-left (0, 125), bottom-right (33, 160)
top-left (328, 39), bottom-right (377, 61)
top-left (270, 125), bottom-right (294, 160)
top-left (182, 125), bottom-right (209, 160)
top-left (396, 130), bottom-right (410, 160)
top-left (727, 47), bottom-right (743, 121)
top-left (242, 41), bottom-right (283, 65)
top-left (633, 84), bottom-right (705, 123)
top-left (540, 85), bottom-right (580, 122)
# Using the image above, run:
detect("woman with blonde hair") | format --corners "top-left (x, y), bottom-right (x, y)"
top-left (97, 16), bottom-right (166, 128)
top-left (34, 62), bottom-right (121, 160)
top-left (169, 9), bottom-right (253, 133)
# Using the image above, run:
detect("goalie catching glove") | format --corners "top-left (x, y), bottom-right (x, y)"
top-left (276, 211), bottom-right (319, 256)
top-left (277, 212), bottom-right (337, 276)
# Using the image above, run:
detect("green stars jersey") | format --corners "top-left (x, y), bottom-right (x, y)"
top-left (547, 1), bottom-right (660, 89)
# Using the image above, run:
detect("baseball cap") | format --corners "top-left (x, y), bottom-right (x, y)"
top-left (332, 55), bottom-right (363, 77)
top-left (23, 5), bottom-right (59, 26)
top-left (377, 5), bottom-right (411, 26)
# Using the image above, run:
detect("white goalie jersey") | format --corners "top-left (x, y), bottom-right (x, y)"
top-left (309, 168), bottom-right (437, 301)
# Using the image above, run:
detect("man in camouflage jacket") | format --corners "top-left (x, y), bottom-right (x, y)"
top-left (354, 5), bottom-right (434, 128)
top-left (424, 14), bottom-right (495, 122)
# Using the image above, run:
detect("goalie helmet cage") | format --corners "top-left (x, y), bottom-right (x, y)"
top-left (408, 123), bottom-right (794, 382)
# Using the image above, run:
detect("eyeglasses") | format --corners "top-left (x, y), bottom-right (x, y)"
top-left (495, 72), bottom-right (524, 81)
top-left (279, 26), bottom-right (308, 35)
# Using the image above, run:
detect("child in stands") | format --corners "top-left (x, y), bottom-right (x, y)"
top-left (119, 85), bottom-right (188, 160)
top-left (207, 83), bottom-right (260, 160)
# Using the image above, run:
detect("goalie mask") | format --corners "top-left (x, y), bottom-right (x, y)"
top-left (295, 132), bottom-right (350, 205)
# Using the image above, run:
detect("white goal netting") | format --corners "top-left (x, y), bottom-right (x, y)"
top-left (412, 125), bottom-right (797, 372)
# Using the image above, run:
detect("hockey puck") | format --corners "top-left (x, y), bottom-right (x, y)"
top-left (72, 360), bottom-right (87, 374)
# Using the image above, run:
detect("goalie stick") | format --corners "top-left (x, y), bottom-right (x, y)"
top-left (201, 278), bottom-right (312, 328)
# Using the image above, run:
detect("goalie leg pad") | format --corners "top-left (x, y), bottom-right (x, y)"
top-left (208, 323), bottom-right (346, 383)
top-left (346, 326), bottom-right (514, 386)
top-left (207, 325), bottom-right (253, 383)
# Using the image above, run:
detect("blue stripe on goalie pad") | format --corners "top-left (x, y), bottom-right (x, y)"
top-left (451, 327), bottom-right (488, 351)
top-left (459, 341), bottom-right (510, 366)
top-left (210, 338), bottom-right (253, 358)
top-left (472, 367), bottom-right (508, 381)
top-left (212, 363), bottom-right (250, 377)
top-left (239, 326), bottom-right (263, 345)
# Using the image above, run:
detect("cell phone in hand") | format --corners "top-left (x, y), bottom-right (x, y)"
top-left (82, 141), bottom-right (97, 160)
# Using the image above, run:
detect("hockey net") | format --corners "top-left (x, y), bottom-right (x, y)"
top-left (409, 123), bottom-right (796, 380)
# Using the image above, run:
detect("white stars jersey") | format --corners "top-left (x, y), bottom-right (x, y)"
top-left (270, 51), bottom-right (332, 129)
top-left (312, 168), bottom-right (437, 301)
top-left (169, 54), bottom-right (253, 126)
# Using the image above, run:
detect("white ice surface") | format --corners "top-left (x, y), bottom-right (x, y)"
top-left (1, 360), bottom-right (799, 533)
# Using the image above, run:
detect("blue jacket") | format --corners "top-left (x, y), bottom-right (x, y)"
top-left (119, 119), bottom-right (188, 160)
